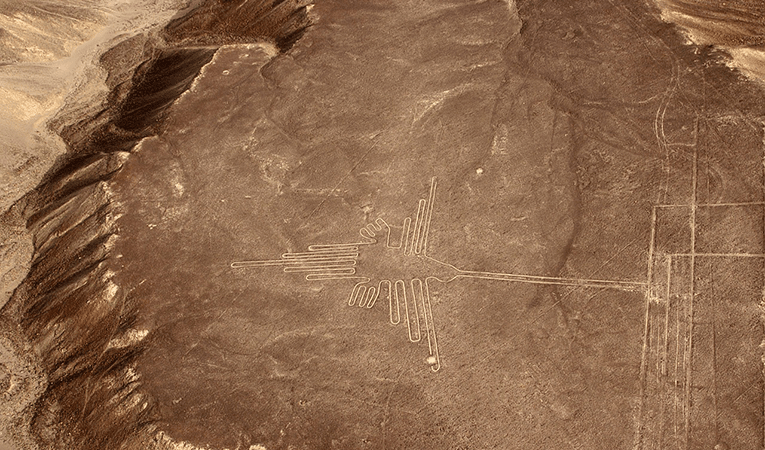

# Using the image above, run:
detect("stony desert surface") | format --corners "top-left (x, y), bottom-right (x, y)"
top-left (1, 1), bottom-right (765, 449)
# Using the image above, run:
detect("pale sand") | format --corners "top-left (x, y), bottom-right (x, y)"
top-left (655, 1), bottom-right (765, 88)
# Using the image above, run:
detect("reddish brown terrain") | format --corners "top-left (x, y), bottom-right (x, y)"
top-left (1, 0), bottom-right (764, 449)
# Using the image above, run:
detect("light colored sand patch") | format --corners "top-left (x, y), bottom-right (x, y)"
top-left (0, 0), bottom-right (193, 214)
top-left (173, 42), bottom-right (278, 106)
top-left (724, 47), bottom-right (765, 88)
top-left (108, 328), bottom-right (149, 349)
top-left (0, 437), bottom-right (18, 450)
top-left (152, 431), bottom-right (269, 450)
top-left (656, 4), bottom-right (765, 88)
top-left (0, 1), bottom-right (108, 64)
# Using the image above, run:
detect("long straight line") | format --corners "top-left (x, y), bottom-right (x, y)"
top-left (420, 177), bottom-right (438, 255)
top-left (283, 260), bottom-right (356, 269)
top-left (304, 273), bottom-right (367, 281)
top-left (665, 253), bottom-right (765, 258)
top-left (663, 257), bottom-right (672, 379)
top-left (411, 200), bottom-right (426, 254)
top-left (307, 243), bottom-right (363, 251)
top-left (281, 255), bottom-right (359, 262)
top-left (647, 207), bottom-right (657, 295)
top-left (659, 256), bottom-right (672, 448)
top-left (635, 204), bottom-right (658, 450)
top-left (674, 295), bottom-right (680, 443)
top-left (655, 201), bottom-right (765, 208)
top-left (456, 271), bottom-right (647, 292)
top-left (230, 254), bottom-right (358, 268)
top-left (284, 266), bottom-right (356, 273)
top-left (283, 250), bottom-right (359, 258)
top-left (231, 259), bottom-right (288, 268)
top-left (685, 114), bottom-right (699, 448)
top-left (636, 288), bottom-right (652, 450)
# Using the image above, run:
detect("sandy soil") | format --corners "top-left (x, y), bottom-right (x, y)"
top-left (108, 0), bottom-right (764, 448)
top-left (1, 0), bottom-right (764, 449)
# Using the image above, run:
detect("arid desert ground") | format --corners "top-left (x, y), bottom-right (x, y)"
top-left (1, 1), bottom-right (765, 449)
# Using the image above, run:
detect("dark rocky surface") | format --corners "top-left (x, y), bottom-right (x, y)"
top-left (0, 0), bottom-right (764, 449)
top-left (1, 1), bottom-right (311, 449)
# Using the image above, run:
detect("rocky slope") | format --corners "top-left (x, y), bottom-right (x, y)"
top-left (1, 1), bottom-right (310, 448)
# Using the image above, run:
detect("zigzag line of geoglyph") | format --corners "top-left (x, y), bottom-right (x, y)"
top-left (232, 177), bottom-right (649, 372)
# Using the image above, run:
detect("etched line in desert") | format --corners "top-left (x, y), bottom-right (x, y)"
top-left (233, 176), bottom-right (653, 372)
